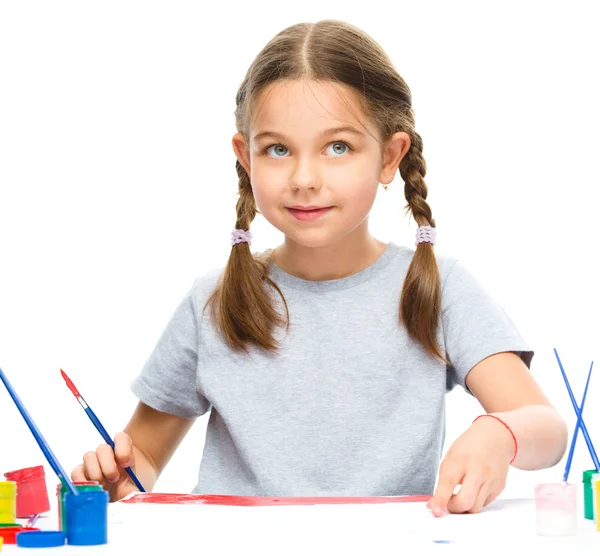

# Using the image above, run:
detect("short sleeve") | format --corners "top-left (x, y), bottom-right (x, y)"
top-left (130, 280), bottom-right (210, 418)
top-left (442, 259), bottom-right (534, 393)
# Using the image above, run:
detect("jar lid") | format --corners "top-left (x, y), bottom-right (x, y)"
top-left (0, 481), bottom-right (16, 493)
top-left (4, 465), bottom-right (45, 482)
top-left (582, 469), bottom-right (599, 482)
top-left (16, 530), bottom-right (66, 548)
top-left (56, 481), bottom-right (100, 494)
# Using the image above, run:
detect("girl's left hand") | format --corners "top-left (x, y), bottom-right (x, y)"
top-left (426, 415), bottom-right (516, 517)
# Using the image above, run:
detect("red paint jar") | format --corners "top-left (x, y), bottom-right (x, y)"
top-left (0, 526), bottom-right (41, 544)
top-left (3, 466), bottom-right (50, 518)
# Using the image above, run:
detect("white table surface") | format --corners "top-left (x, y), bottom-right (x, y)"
top-left (1, 496), bottom-right (599, 555)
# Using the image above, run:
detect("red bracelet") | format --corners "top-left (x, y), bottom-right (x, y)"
top-left (472, 414), bottom-right (518, 464)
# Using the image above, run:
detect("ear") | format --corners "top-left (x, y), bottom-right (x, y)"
top-left (232, 132), bottom-right (251, 175)
top-left (379, 132), bottom-right (411, 185)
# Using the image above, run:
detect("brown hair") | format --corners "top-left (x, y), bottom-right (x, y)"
top-left (204, 20), bottom-right (447, 363)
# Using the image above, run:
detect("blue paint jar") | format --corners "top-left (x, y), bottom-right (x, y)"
top-left (64, 490), bottom-right (108, 545)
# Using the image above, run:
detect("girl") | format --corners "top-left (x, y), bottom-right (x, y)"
top-left (72, 19), bottom-right (567, 517)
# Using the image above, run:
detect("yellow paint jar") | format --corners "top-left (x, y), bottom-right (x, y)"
top-left (596, 479), bottom-right (600, 532)
top-left (0, 482), bottom-right (16, 525)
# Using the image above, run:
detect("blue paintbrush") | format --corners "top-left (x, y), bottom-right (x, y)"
top-left (562, 360), bottom-right (593, 483)
top-left (61, 369), bottom-right (146, 492)
top-left (554, 348), bottom-right (600, 471)
top-left (0, 366), bottom-right (79, 496)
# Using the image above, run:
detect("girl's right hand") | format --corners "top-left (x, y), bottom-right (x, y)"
top-left (71, 431), bottom-right (140, 502)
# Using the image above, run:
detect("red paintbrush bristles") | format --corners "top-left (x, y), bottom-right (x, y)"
top-left (60, 369), bottom-right (81, 398)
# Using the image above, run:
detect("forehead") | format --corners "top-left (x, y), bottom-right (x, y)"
top-left (250, 79), bottom-right (375, 138)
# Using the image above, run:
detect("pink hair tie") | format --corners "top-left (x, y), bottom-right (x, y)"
top-left (231, 228), bottom-right (252, 246)
top-left (415, 225), bottom-right (436, 246)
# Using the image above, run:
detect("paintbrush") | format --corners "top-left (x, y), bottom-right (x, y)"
top-left (25, 514), bottom-right (40, 528)
top-left (0, 366), bottom-right (78, 496)
top-left (554, 349), bottom-right (600, 471)
top-left (562, 361), bottom-right (593, 484)
top-left (60, 369), bottom-right (145, 492)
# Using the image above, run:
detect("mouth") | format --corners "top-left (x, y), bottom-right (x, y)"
top-left (286, 206), bottom-right (334, 222)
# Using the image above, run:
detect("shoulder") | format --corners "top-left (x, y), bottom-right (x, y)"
top-left (391, 243), bottom-right (459, 285)
top-left (435, 253), bottom-right (461, 290)
top-left (190, 266), bottom-right (224, 297)
top-left (187, 248), bottom-right (274, 301)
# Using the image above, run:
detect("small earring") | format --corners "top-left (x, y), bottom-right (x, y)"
top-left (382, 184), bottom-right (389, 191)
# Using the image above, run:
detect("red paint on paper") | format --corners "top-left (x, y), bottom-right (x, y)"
top-left (120, 493), bottom-right (431, 506)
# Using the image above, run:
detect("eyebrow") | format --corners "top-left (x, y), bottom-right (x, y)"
top-left (252, 125), bottom-right (366, 143)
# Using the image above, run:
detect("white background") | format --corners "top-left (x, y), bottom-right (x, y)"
top-left (0, 1), bottom-right (599, 501)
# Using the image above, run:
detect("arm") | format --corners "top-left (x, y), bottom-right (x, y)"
top-left (123, 401), bottom-right (197, 491)
top-left (73, 401), bottom-right (196, 501)
top-left (429, 351), bottom-right (568, 516)
top-left (466, 351), bottom-right (568, 470)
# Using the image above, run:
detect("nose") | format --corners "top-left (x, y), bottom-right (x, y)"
top-left (289, 155), bottom-right (323, 192)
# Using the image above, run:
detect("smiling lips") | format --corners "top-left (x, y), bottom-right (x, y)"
top-left (286, 206), bottom-right (333, 221)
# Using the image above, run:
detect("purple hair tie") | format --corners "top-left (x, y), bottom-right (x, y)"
top-left (415, 225), bottom-right (436, 246)
top-left (231, 228), bottom-right (252, 246)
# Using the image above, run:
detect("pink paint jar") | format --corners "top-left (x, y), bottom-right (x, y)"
top-left (534, 483), bottom-right (577, 536)
top-left (3, 466), bottom-right (50, 518)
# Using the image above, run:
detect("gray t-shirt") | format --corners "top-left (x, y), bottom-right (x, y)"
top-left (131, 241), bottom-right (533, 496)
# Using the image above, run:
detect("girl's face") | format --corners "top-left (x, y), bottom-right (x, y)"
top-left (232, 79), bottom-right (410, 248)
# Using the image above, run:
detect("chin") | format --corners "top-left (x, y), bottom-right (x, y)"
top-left (282, 228), bottom-right (350, 249)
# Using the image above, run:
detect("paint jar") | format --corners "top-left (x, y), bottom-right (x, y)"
top-left (596, 478), bottom-right (600, 531)
top-left (0, 526), bottom-right (40, 544)
top-left (56, 482), bottom-right (102, 532)
top-left (582, 469), bottom-right (598, 520)
top-left (0, 482), bottom-right (17, 524)
top-left (593, 474), bottom-right (600, 526)
top-left (534, 483), bottom-right (577, 536)
top-left (64, 489), bottom-right (108, 545)
top-left (3, 465), bottom-right (50, 518)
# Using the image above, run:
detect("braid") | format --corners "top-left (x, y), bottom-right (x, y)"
top-left (398, 130), bottom-right (448, 364)
top-left (399, 132), bottom-right (434, 228)
top-left (234, 160), bottom-right (257, 230)
top-left (203, 154), bottom-right (289, 354)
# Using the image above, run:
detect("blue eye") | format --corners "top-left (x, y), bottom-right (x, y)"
top-left (264, 141), bottom-right (352, 158)
top-left (326, 142), bottom-right (350, 156)
top-left (266, 144), bottom-right (289, 157)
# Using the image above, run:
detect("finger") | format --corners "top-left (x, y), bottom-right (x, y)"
top-left (483, 490), bottom-right (501, 508)
top-left (430, 468), bottom-right (463, 517)
top-left (466, 482), bottom-right (491, 514)
top-left (114, 432), bottom-right (135, 469)
top-left (83, 451), bottom-right (107, 486)
top-left (96, 444), bottom-right (120, 484)
top-left (71, 464), bottom-right (88, 483)
top-left (447, 474), bottom-right (485, 514)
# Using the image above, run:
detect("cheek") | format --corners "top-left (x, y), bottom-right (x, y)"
top-left (249, 162), bottom-right (290, 213)
top-left (328, 161), bottom-right (380, 196)
top-left (250, 183), bottom-right (283, 225)
top-left (338, 177), bottom-right (379, 208)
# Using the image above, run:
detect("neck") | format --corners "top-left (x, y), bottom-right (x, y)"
top-left (270, 223), bottom-right (387, 282)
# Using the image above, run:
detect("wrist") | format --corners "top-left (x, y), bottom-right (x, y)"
top-left (472, 413), bottom-right (518, 464)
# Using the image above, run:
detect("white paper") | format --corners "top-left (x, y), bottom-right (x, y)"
top-left (104, 497), bottom-right (600, 555)
top-left (5, 497), bottom-right (598, 555)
